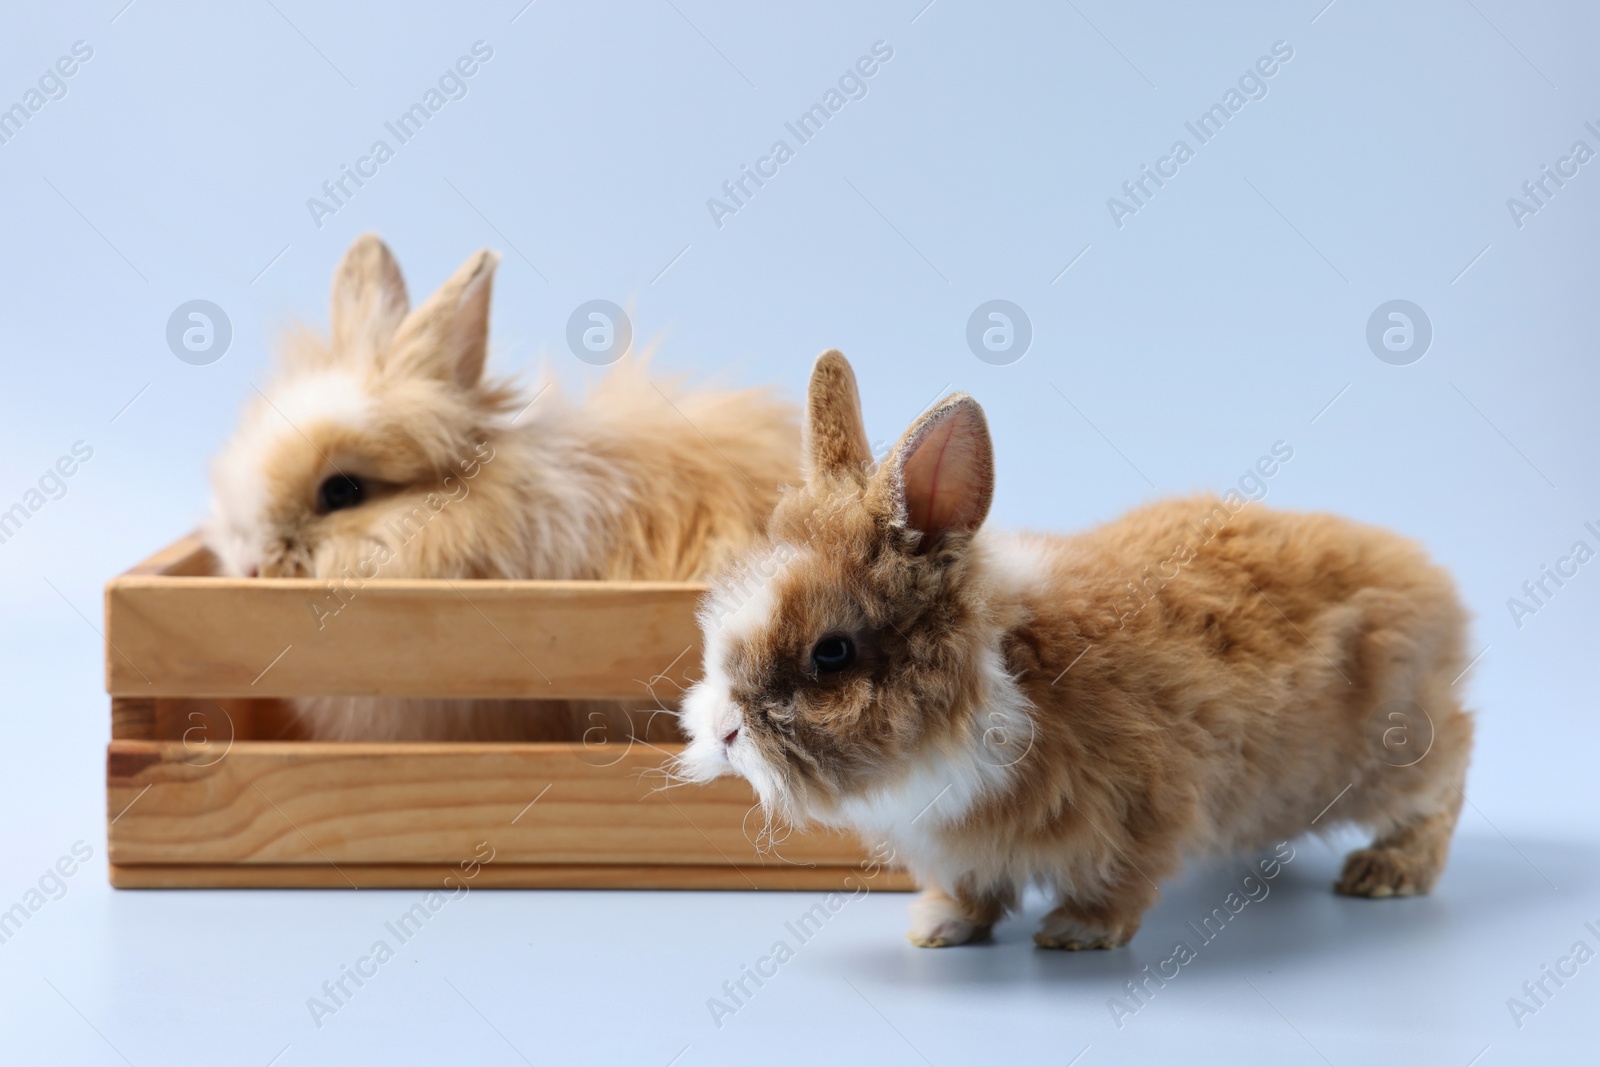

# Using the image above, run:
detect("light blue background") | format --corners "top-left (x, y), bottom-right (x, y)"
top-left (0, 1), bottom-right (1595, 1063)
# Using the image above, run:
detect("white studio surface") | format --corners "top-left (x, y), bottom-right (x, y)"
top-left (0, 1), bottom-right (1597, 1063)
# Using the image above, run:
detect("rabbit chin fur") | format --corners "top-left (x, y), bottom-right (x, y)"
top-left (679, 350), bottom-right (1475, 950)
top-left (202, 234), bottom-right (798, 741)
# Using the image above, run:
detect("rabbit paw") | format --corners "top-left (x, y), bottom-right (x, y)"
top-left (1335, 847), bottom-right (1427, 898)
top-left (907, 889), bottom-right (990, 948)
top-left (1033, 909), bottom-right (1135, 951)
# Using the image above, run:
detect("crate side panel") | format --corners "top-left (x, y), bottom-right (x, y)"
top-left (107, 742), bottom-right (867, 868)
top-left (106, 578), bottom-right (704, 700)
top-left (110, 863), bottom-right (916, 891)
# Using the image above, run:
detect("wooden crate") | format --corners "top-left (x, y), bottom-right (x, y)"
top-left (105, 537), bottom-right (912, 891)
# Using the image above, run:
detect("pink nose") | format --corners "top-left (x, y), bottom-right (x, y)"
top-left (246, 566), bottom-right (260, 578)
top-left (722, 726), bottom-right (739, 747)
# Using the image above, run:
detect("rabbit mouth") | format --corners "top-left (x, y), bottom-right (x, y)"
top-left (259, 540), bottom-right (315, 578)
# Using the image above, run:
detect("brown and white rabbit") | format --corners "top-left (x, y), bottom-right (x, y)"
top-left (203, 234), bottom-right (798, 741)
top-left (678, 351), bottom-right (1474, 949)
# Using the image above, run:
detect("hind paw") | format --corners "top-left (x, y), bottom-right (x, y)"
top-left (1033, 910), bottom-right (1135, 951)
top-left (1336, 847), bottom-right (1433, 898)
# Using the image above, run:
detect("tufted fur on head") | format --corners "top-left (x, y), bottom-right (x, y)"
top-left (681, 350), bottom-right (1475, 950)
top-left (204, 234), bottom-right (800, 740)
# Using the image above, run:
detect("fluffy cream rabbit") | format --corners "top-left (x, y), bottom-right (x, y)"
top-left (679, 351), bottom-right (1474, 949)
top-left (203, 234), bottom-right (798, 740)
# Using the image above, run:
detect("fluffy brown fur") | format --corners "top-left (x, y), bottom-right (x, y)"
top-left (679, 351), bottom-right (1473, 949)
top-left (203, 234), bottom-right (799, 740)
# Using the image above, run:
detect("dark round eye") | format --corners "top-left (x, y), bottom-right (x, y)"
top-left (316, 474), bottom-right (365, 514)
top-left (811, 635), bottom-right (855, 674)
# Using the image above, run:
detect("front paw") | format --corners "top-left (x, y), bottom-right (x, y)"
top-left (1033, 910), bottom-right (1136, 951)
top-left (907, 888), bottom-right (990, 948)
top-left (908, 918), bottom-right (990, 948)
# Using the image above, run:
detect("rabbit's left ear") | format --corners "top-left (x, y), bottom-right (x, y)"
top-left (388, 249), bottom-right (499, 389)
top-left (330, 233), bottom-right (410, 362)
top-left (804, 349), bottom-right (872, 482)
top-left (872, 393), bottom-right (994, 551)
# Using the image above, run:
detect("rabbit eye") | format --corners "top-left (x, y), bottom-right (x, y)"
top-left (811, 635), bottom-right (855, 674)
top-left (317, 474), bottom-right (366, 514)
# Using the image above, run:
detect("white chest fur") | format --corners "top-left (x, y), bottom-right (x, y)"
top-left (821, 645), bottom-right (1033, 878)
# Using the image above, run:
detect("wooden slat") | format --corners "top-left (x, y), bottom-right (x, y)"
top-left (106, 573), bottom-right (706, 700)
top-left (110, 863), bottom-right (914, 891)
top-left (107, 741), bottom-right (867, 869)
top-left (110, 697), bottom-right (156, 740)
top-left (106, 539), bottom-right (204, 731)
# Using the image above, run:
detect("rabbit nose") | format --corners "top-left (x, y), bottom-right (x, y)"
top-left (722, 726), bottom-right (739, 747)
top-left (246, 566), bottom-right (260, 578)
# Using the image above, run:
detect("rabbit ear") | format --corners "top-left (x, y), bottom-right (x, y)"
top-left (873, 393), bottom-right (994, 551)
top-left (804, 350), bottom-right (872, 482)
top-left (387, 249), bottom-right (499, 389)
top-left (330, 234), bottom-right (410, 361)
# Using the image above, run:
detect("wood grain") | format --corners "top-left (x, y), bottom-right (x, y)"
top-left (110, 863), bottom-right (914, 891)
top-left (108, 740), bottom-right (871, 869)
top-left (110, 697), bottom-right (156, 741)
top-left (106, 572), bottom-right (707, 700)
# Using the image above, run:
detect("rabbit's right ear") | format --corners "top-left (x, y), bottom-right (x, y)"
top-left (870, 393), bottom-right (994, 553)
top-left (387, 249), bottom-right (498, 390)
top-left (330, 234), bottom-right (410, 362)
top-left (803, 350), bottom-right (872, 482)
